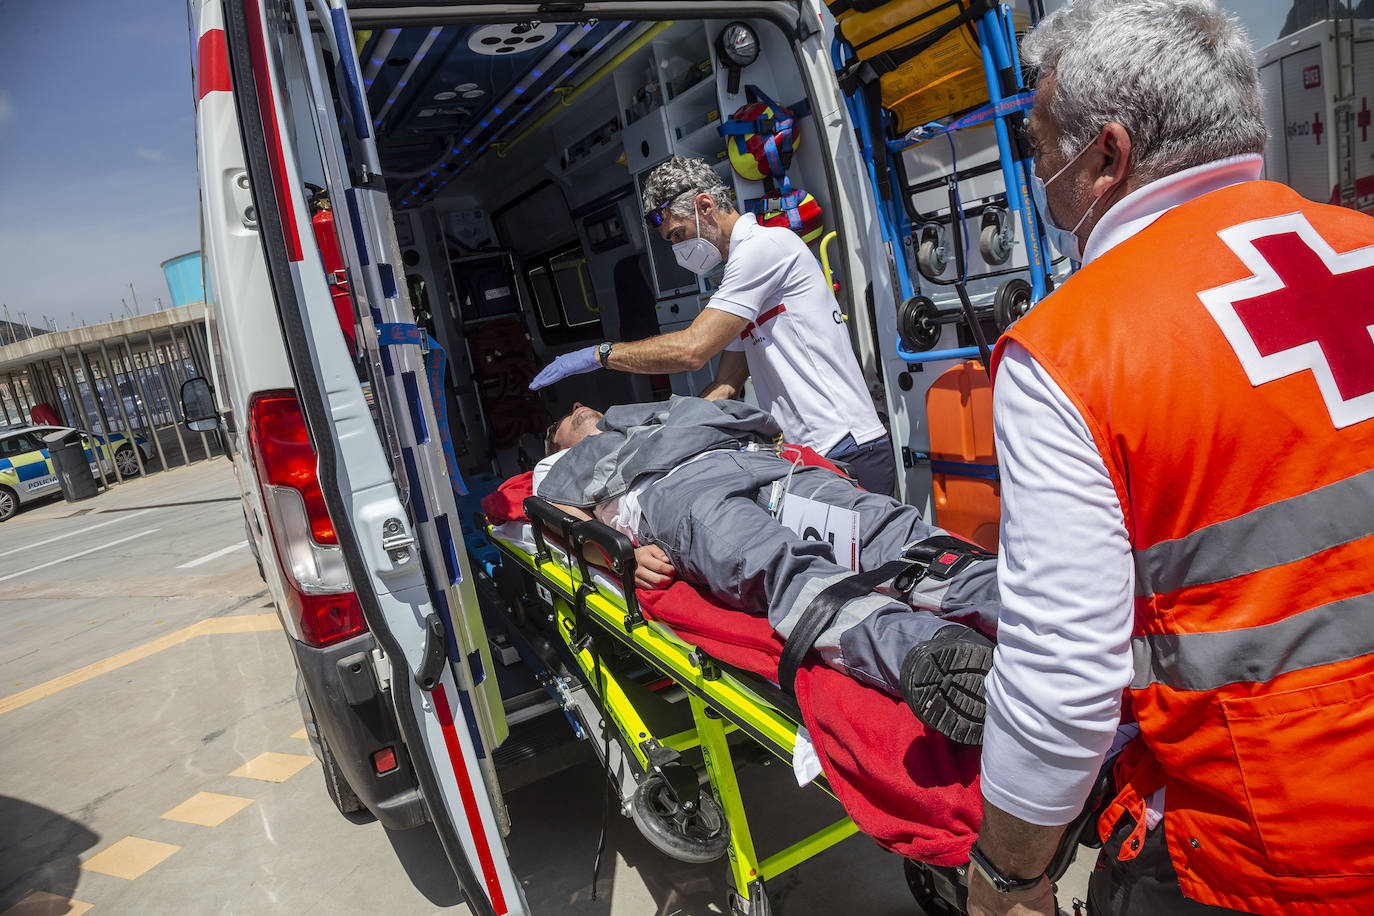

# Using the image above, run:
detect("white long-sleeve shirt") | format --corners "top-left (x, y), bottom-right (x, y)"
top-left (980, 155), bottom-right (1265, 825)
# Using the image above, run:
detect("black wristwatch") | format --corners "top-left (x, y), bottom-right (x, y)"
top-left (967, 844), bottom-right (1046, 894)
top-left (596, 341), bottom-right (614, 367)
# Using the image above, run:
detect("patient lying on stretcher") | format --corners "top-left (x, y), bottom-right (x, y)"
top-left (533, 396), bottom-right (999, 745)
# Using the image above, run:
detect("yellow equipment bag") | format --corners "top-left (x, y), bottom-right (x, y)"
top-left (832, 0), bottom-right (995, 133)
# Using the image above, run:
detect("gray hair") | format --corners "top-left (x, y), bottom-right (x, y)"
top-left (1021, 0), bottom-right (1266, 183)
top-left (641, 155), bottom-right (736, 219)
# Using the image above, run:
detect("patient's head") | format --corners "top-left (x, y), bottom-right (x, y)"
top-left (545, 403), bottom-right (603, 454)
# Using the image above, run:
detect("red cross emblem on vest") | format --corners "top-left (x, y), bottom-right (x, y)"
top-left (1199, 213), bottom-right (1374, 429)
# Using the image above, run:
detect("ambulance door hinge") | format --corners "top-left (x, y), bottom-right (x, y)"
top-left (353, 164), bottom-right (382, 190)
top-left (371, 646), bottom-right (391, 693)
top-left (381, 516), bottom-right (416, 565)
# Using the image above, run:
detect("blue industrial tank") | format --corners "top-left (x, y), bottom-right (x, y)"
top-left (160, 251), bottom-right (210, 307)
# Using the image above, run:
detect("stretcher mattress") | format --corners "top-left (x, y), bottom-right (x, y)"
top-left (482, 468), bottom-right (982, 865)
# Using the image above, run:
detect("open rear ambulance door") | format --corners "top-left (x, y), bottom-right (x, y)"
top-left (206, 1), bottom-right (526, 912)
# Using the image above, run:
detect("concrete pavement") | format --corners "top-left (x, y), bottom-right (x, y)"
top-left (0, 457), bottom-right (1093, 915)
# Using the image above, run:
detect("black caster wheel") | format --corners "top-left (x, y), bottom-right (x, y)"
top-left (630, 774), bottom-right (730, 864)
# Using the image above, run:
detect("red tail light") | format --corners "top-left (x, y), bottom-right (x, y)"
top-left (249, 391), bottom-right (366, 647)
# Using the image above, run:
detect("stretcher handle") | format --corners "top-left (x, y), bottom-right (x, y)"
top-left (571, 518), bottom-right (641, 625)
top-left (524, 496), bottom-right (582, 565)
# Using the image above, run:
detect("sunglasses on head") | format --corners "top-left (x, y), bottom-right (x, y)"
top-left (645, 188), bottom-right (698, 229)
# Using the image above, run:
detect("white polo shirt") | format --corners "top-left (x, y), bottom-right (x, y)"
top-left (708, 214), bottom-right (885, 453)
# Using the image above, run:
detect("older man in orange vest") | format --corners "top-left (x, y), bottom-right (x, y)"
top-left (966, 2), bottom-right (1374, 915)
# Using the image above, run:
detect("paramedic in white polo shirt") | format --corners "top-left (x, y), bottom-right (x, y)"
top-left (530, 155), bottom-right (896, 495)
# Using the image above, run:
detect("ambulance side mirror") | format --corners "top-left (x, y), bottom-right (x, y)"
top-left (180, 377), bottom-right (220, 432)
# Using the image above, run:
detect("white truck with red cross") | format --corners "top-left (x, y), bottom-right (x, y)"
top-left (1258, 13), bottom-right (1374, 215)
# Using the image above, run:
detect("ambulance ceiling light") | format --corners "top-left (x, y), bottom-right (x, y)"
top-left (434, 90), bottom-right (457, 100)
top-left (468, 23), bottom-right (558, 56)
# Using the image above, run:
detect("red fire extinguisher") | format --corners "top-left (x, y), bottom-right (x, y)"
top-left (307, 189), bottom-right (359, 356)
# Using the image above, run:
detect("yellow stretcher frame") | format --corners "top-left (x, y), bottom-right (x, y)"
top-left (485, 496), bottom-right (862, 913)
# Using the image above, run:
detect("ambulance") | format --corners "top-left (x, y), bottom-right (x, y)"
top-left (184, 1), bottom-right (1049, 911)
top-left (1258, 13), bottom-right (1374, 214)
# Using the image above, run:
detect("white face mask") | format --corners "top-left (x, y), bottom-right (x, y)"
top-left (672, 209), bottom-right (722, 274)
top-left (1029, 138), bottom-right (1099, 262)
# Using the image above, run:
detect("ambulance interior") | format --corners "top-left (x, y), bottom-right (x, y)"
top-left (303, 10), bottom-right (1044, 513)
top-left (326, 17), bottom-right (831, 476)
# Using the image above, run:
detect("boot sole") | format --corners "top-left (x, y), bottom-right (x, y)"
top-left (901, 639), bottom-right (993, 745)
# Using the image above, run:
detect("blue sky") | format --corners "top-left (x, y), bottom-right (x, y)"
top-left (0, 0), bottom-right (200, 328)
top-left (0, 1), bottom-right (1294, 329)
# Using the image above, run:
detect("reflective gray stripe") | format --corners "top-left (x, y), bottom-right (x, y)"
top-left (1131, 591), bottom-right (1374, 691)
top-left (1134, 468), bottom-right (1374, 598)
top-left (773, 569), bottom-right (849, 640)
top-left (815, 591), bottom-right (893, 656)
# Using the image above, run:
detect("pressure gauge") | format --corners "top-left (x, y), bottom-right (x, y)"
top-left (716, 22), bottom-right (760, 96)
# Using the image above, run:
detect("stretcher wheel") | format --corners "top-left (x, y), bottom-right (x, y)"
top-left (898, 296), bottom-right (942, 353)
top-left (917, 238), bottom-right (948, 280)
top-left (979, 222), bottom-right (1013, 265)
top-left (630, 775), bottom-right (730, 863)
top-left (993, 278), bottom-right (1033, 332)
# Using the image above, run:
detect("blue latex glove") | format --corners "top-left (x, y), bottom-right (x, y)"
top-left (529, 345), bottom-right (601, 390)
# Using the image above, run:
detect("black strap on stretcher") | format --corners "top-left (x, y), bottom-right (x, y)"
top-left (776, 535), bottom-right (994, 696)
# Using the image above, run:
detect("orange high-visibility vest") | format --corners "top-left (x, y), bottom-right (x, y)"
top-left (993, 180), bottom-right (1374, 914)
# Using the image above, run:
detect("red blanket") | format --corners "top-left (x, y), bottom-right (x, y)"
top-left (481, 461), bottom-right (981, 864)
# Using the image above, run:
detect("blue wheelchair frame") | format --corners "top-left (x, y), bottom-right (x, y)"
top-left (832, 3), bottom-right (1051, 367)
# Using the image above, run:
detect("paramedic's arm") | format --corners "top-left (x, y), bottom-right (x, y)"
top-left (608, 234), bottom-right (779, 376)
top-left (700, 349), bottom-right (749, 400)
top-left (603, 309), bottom-right (748, 374)
top-left (969, 342), bottom-right (1135, 916)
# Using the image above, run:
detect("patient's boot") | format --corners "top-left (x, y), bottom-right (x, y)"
top-left (899, 626), bottom-right (994, 745)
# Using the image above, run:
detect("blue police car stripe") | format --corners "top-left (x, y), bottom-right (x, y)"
top-left (16, 463), bottom-right (48, 482)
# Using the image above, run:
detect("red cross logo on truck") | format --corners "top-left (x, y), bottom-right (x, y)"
top-left (1313, 111), bottom-right (1324, 145)
top-left (1360, 98), bottom-right (1371, 143)
top-left (1198, 213), bottom-right (1374, 429)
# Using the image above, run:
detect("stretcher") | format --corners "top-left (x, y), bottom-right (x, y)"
top-left (477, 470), bottom-right (1101, 914)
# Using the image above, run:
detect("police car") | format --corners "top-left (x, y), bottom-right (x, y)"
top-left (0, 425), bottom-right (154, 522)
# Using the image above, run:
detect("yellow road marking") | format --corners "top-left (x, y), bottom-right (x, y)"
top-left (81, 836), bottom-right (180, 880)
top-left (0, 613), bottom-right (280, 716)
top-left (1, 891), bottom-right (93, 916)
top-left (161, 791), bottom-right (255, 827)
top-left (290, 727), bottom-right (309, 740)
top-left (230, 751), bottom-right (315, 783)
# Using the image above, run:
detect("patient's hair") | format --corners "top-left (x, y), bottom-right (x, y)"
top-left (642, 155), bottom-right (737, 220)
